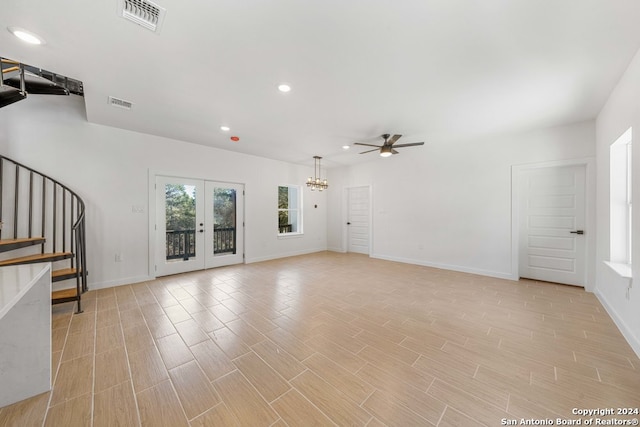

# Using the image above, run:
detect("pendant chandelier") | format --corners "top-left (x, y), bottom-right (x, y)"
top-left (306, 156), bottom-right (328, 191)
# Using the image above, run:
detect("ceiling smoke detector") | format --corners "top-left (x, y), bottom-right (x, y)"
top-left (119, 0), bottom-right (166, 33)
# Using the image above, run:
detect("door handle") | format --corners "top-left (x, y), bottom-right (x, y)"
top-left (347, 222), bottom-right (351, 225)
top-left (569, 230), bottom-right (584, 235)
top-left (199, 229), bottom-right (204, 233)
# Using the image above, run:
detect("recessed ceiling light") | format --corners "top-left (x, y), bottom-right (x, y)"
top-left (278, 84), bottom-right (291, 93)
top-left (342, 145), bottom-right (350, 150)
top-left (7, 27), bottom-right (44, 45)
top-left (220, 126), bottom-right (230, 131)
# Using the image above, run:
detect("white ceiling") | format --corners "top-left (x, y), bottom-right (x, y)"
top-left (2, 1), bottom-right (640, 168)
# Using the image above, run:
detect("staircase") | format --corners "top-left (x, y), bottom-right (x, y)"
top-left (1, 56), bottom-right (84, 108)
top-left (0, 155), bottom-right (87, 312)
top-left (0, 59), bottom-right (27, 108)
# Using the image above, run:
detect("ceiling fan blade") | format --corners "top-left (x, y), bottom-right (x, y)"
top-left (359, 148), bottom-right (379, 154)
top-left (392, 149), bottom-right (399, 154)
top-left (387, 134), bottom-right (402, 145)
top-left (354, 142), bottom-right (382, 148)
top-left (393, 142), bottom-right (424, 148)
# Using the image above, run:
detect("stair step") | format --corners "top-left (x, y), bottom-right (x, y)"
top-left (51, 288), bottom-right (78, 304)
top-left (0, 237), bottom-right (46, 253)
top-left (52, 268), bottom-right (81, 282)
top-left (0, 252), bottom-right (73, 266)
top-left (0, 87), bottom-right (27, 108)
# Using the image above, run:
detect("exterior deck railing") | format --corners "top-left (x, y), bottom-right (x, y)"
top-left (165, 229), bottom-right (196, 260)
top-left (213, 226), bottom-right (235, 254)
top-left (166, 226), bottom-right (236, 260)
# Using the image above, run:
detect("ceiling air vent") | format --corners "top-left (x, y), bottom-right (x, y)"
top-left (119, 0), bottom-right (166, 33)
top-left (108, 96), bottom-right (133, 110)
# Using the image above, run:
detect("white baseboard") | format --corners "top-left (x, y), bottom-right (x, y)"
top-left (371, 253), bottom-right (516, 281)
top-left (594, 289), bottom-right (640, 359)
top-left (246, 248), bottom-right (327, 264)
top-left (327, 246), bottom-right (346, 253)
top-left (88, 275), bottom-right (154, 291)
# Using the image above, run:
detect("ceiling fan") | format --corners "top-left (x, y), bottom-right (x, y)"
top-left (354, 134), bottom-right (424, 157)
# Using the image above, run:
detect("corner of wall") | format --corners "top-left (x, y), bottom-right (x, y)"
top-left (594, 289), bottom-right (640, 358)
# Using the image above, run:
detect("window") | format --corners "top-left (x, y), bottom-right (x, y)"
top-left (278, 185), bottom-right (302, 235)
top-left (610, 127), bottom-right (632, 267)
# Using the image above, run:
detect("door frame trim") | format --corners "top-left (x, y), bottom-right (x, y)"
top-left (342, 185), bottom-right (373, 255)
top-left (148, 169), bottom-right (246, 279)
top-left (511, 157), bottom-right (596, 291)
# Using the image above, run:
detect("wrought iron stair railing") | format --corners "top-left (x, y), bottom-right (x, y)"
top-left (0, 155), bottom-right (87, 312)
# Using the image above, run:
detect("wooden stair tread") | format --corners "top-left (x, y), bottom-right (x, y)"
top-left (0, 237), bottom-right (46, 253)
top-left (52, 268), bottom-right (79, 278)
top-left (0, 252), bottom-right (72, 266)
top-left (52, 268), bottom-right (82, 282)
top-left (0, 237), bottom-right (45, 245)
top-left (51, 288), bottom-right (78, 300)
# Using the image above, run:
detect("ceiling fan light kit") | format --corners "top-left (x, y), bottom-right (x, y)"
top-left (354, 133), bottom-right (424, 157)
top-left (380, 145), bottom-right (393, 157)
top-left (306, 156), bottom-right (328, 191)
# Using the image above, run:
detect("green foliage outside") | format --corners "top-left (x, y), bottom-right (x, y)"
top-left (213, 188), bottom-right (236, 228)
top-left (278, 186), bottom-right (290, 227)
top-left (165, 184), bottom-right (236, 231)
top-left (165, 184), bottom-right (196, 231)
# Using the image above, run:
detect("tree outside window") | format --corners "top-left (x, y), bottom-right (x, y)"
top-left (165, 184), bottom-right (196, 231)
top-left (278, 185), bottom-right (301, 234)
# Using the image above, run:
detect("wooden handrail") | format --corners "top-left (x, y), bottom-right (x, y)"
top-left (1, 66), bottom-right (19, 74)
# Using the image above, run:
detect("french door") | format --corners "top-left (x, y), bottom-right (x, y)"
top-left (155, 176), bottom-right (244, 276)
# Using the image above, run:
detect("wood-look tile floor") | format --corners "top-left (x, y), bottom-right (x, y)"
top-left (1, 252), bottom-right (639, 426)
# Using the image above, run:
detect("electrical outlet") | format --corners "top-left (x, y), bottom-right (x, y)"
top-left (115, 253), bottom-right (123, 262)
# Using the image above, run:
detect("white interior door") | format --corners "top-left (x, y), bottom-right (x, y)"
top-left (205, 181), bottom-right (244, 269)
top-left (156, 176), bottom-right (205, 276)
top-left (347, 186), bottom-right (370, 254)
top-left (519, 165), bottom-right (586, 286)
top-left (155, 177), bottom-right (244, 276)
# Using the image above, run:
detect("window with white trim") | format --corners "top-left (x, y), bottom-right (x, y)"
top-left (610, 127), bottom-right (632, 266)
top-left (278, 185), bottom-right (302, 235)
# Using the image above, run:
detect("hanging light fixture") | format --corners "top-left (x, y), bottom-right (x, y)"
top-left (306, 156), bottom-right (328, 191)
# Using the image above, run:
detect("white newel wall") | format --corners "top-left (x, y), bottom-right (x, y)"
top-left (0, 264), bottom-right (51, 407)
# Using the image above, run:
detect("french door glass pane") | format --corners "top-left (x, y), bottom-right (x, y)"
top-left (165, 184), bottom-right (196, 261)
top-left (213, 188), bottom-right (237, 255)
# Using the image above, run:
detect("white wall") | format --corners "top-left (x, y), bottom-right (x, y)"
top-left (0, 95), bottom-right (328, 289)
top-left (595, 47), bottom-right (640, 356)
top-left (328, 121), bottom-right (596, 280)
